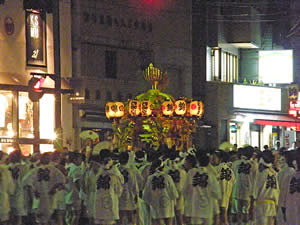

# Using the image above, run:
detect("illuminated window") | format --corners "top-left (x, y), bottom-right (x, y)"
top-left (0, 91), bottom-right (13, 138)
top-left (19, 92), bottom-right (34, 138)
top-left (210, 48), bottom-right (238, 83)
top-left (39, 94), bottom-right (55, 140)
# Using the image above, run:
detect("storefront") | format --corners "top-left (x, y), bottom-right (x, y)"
top-left (230, 84), bottom-right (300, 150)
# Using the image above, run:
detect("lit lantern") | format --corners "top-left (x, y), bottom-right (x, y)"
top-left (129, 100), bottom-right (141, 116)
top-left (190, 101), bottom-right (204, 117)
top-left (105, 102), bottom-right (117, 118)
top-left (141, 100), bottom-right (152, 116)
top-left (175, 100), bottom-right (187, 115)
top-left (115, 102), bottom-right (125, 118)
top-left (162, 101), bottom-right (174, 116)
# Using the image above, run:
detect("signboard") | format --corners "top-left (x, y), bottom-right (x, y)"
top-left (288, 84), bottom-right (298, 102)
top-left (259, 50), bottom-right (293, 84)
top-left (25, 11), bottom-right (46, 66)
top-left (234, 85), bottom-right (281, 111)
top-left (0, 138), bottom-right (16, 143)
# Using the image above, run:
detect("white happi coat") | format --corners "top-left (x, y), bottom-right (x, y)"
top-left (282, 170), bottom-right (300, 225)
top-left (6, 162), bottom-right (29, 216)
top-left (165, 162), bottom-right (187, 212)
top-left (0, 165), bottom-right (15, 221)
top-left (119, 164), bottom-right (140, 210)
top-left (232, 158), bottom-right (257, 201)
top-left (277, 164), bottom-right (295, 225)
top-left (65, 163), bottom-right (84, 210)
top-left (216, 162), bottom-right (236, 209)
top-left (93, 167), bottom-right (123, 222)
top-left (183, 166), bottom-right (221, 219)
top-left (22, 164), bottom-right (65, 222)
top-left (143, 170), bottom-right (178, 219)
top-left (253, 166), bottom-right (279, 217)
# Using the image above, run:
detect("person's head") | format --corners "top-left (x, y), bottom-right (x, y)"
top-left (150, 159), bottom-right (164, 174)
top-left (40, 152), bottom-right (51, 165)
top-left (210, 149), bottom-right (223, 166)
top-left (51, 151), bottom-right (61, 163)
top-left (292, 149), bottom-right (300, 171)
top-left (119, 151), bottom-right (129, 165)
top-left (8, 150), bottom-right (22, 163)
top-left (184, 154), bottom-right (197, 171)
top-left (260, 150), bottom-right (275, 166)
top-left (69, 152), bottom-right (83, 166)
top-left (263, 145), bottom-right (269, 151)
top-left (196, 151), bottom-right (210, 167)
top-left (135, 150), bottom-right (145, 163)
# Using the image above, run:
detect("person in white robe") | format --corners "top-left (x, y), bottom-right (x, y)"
top-left (118, 151), bottom-right (140, 225)
top-left (281, 150), bottom-right (300, 225)
top-left (143, 159), bottom-right (178, 225)
top-left (93, 154), bottom-right (123, 225)
top-left (212, 150), bottom-right (235, 225)
top-left (231, 147), bottom-right (257, 225)
top-left (253, 151), bottom-right (279, 225)
top-left (65, 152), bottom-right (84, 225)
top-left (0, 160), bottom-right (15, 225)
top-left (165, 151), bottom-right (186, 225)
top-left (277, 151), bottom-right (295, 225)
top-left (6, 150), bottom-right (29, 225)
top-left (183, 152), bottom-right (221, 225)
top-left (22, 152), bottom-right (65, 225)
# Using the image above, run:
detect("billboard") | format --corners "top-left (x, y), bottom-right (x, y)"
top-left (259, 50), bottom-right (293, 84)
top-left (234, 85), bottom-right (281, 111)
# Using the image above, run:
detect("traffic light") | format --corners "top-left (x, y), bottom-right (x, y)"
top-left (28, 76), bottom-right (45, 102)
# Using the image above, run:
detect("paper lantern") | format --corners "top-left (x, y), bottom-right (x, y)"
top-left (129, 100), bottom-right (141, 116)
top-left (190, 101), bottom-right (204, 117)
top-left (115, 102), bottom-right (125, 117)
top-left (105, 102), bottom-right (117, 118)
top-left (175, 100), bottom-right (187, 115)
top-left (141, 100), bottom-right (152, 116)
top-left (162, 101), bottom-right (174, 116)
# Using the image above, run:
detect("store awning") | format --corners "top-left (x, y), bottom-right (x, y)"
top-left (233, 112), bottom-right (300, 130)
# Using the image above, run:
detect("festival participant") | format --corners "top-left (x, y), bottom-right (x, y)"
top-left (0, 152), bottom-right (15, 225)
top-left (183, 151), bottom-right (221, 225)
top-left (277, 150), bottom-right (295, 225)
top-left (231, 147), bottom-right (257, 225)
top-left (22, 152), bottom-right (65, 225)
top-left (281, 149), bottom-right (300, 225)
top-left (51, 151), bottom-right (68, 225)
top-left (143, 159), bottom-right (178, 225)
top-left (6, 150), bottom-right (29, 225)
top-left (93, 152), bottom-right (123, 225)
top-left (212, 150), bottom-right (235, 225)
top-left (65, 152), bottom-right (84, 225)
top-left (118, 151), bottom-right (140, 225)
top-left (165, 151), bottom-right (187, 225)
top-left (253, 150), bottom-right (279, 225)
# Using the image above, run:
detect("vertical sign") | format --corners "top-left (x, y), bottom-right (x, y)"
top-left (26, 11), bottom-right (46, 66)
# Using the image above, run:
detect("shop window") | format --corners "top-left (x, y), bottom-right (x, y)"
top-left (40, 144), bottom-right (54, 154)
top-left (210, 48), bottom-right (238, 83)
top-left (96, 90), bottom-right (101, 100)
top-left (105, 50), bottom-right (117, 79)
top-left (0, 143), bottom-right (14, 155)
top-left (19, 144), bottom-right (33, 156)
top-left (19, 92), bottom-right (34, 138)
top-left (0, 91), bottom-right (13, 138)
top-left (39, 94), bottom-right (55, 140)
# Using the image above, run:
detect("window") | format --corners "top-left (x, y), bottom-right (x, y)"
top-left (96, 90), bottom-right (101, 100)
top-left (0, 91), bottom-right (13, 138)
top-left (19, 92), bottom-right (34, 138)
top-left (210, 48), bottom-right (238, 83)
top-left (85, 89), bottom-right (90, 100)
top-left (39, 94), bottom-right (55, 139)
top-left (105, 50), bottom-right (117, 79)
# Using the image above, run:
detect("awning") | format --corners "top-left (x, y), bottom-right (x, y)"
top-left (233, 112), bottom-right (300, 130)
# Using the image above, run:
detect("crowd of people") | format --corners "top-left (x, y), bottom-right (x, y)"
top-left (0, 143), bottom-right (299, 225)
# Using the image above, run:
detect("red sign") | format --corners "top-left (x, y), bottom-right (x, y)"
top-left (290, 101), bottom-right (300, 110)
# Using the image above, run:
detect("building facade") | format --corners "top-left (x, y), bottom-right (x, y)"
top-left (70, 0), bottom-right (193, 149)
top-left (0, 0), bottom-right (73, 154)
